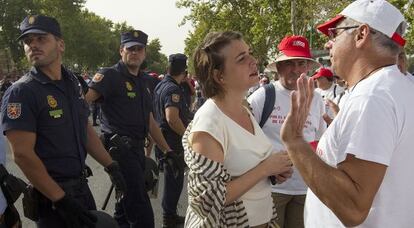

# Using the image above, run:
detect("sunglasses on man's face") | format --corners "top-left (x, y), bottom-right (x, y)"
top-left (327, 26), bottom-right (359, 41)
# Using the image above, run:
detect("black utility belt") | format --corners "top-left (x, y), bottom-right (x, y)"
top-left (103, 133), bottom-right (147, 147)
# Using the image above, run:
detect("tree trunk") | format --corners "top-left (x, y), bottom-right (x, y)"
top-left (291, 0), bottom-right (297, 35)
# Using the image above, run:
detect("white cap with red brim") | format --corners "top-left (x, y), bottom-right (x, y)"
top-left (317, 0), bottom-right (406, 46)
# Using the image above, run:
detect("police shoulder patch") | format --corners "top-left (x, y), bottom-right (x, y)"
top-left (92, 73), bottom-right (104, 83)
top-left (172, 94), bottom-right (180, 103)
top-left (7, 103), bottom-right (22, 119)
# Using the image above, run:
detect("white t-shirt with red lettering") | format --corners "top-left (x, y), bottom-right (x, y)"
top-left (248, 81), bottom-right (326, 195)
top-left (305, 65), bottom-right (414, 227)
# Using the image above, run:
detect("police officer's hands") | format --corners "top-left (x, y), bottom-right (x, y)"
top-left (53, 195), bottom-right (97, 228)
top-left (104, 161), bottom-right (127, 200)
top-left (162, 151), bottom-right (185, 178)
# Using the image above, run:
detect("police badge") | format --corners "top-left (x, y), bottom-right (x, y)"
top-left (125, 82), bottom-right (133, 91)
top-left (7, 103), bottom-right (21, 119)
top-left (28, 16), bottom-right (36, 25)
top-left (47, 95), bottom-right (58, 108)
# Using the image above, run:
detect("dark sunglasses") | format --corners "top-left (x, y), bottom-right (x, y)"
top-left (327, 26), bottom-right (359, 41)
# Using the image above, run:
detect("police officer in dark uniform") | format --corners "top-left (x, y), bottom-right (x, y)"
top-left (139, 61), bottom-right (161, 157)
top-left (0, 15), bottom-right (125, 228)
top-left (86, 30), bottom-right (172, 228)
top-left (180, 76), bottom-right (195, 120)
top-left (153, 53), bottom-right (191, 228)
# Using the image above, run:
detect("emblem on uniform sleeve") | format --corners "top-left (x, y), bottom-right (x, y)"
top-left (92, 73), bottom-right (104, 83)
top-left (172, 94), bottom-right (180, 103)
top-left (7, 103), bottom-right (21, 119)
top-left (125, 81), bottom-right (133, 91)
top-left (47, 95), bottom-right (58, 108)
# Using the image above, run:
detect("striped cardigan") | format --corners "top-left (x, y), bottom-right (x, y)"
top-left (183, 122), bottom-right (279, 228)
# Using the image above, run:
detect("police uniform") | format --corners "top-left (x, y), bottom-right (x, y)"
top-left (2, 14), bottom-right (126, 228)
top-left (180, 81), bottom-right (192, 111)
top-left (153, 54), bottom-right (190, 225)
top-left (1, 66), bottom-right (96, 226)
top-left (89, 30), bottom-right (154, 228)
top-left (90, 61), bottom-right (151, 140)
top-left (154, 75), bottom-right (191, 151)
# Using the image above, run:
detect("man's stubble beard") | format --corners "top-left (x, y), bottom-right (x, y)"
top-left (28, 44), bottom-right (60, 68)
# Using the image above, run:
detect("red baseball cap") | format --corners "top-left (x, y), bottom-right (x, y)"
top-left (268, 35), bottom-right (317, 71)
top-left (312, 67), bottom-right (334, 79)
top-left (317, 15), bottom-right (345, 38)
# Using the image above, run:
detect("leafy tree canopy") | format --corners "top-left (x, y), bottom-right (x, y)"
top-left (177, 0), bottom-right (413, 72)
top-left (0, 0), bottom-right (168, 74)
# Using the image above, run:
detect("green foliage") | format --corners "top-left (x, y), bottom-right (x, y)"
top-left (0, 0), bottom-right (37, 69)
top-left (2, 0), bottom-right (413, 74)
top-left (178, 0), bottom-right (414, 70)
top-left (177, 0), bottom-right (346, 70)
top-left (178, 0), bottom-right (292, 70)
top-left (0, 0), bottom-right (167, 73)
top-left (389, 0), bottom-right (414, 54)
top-left (146, 38), bottom-right (168, 74)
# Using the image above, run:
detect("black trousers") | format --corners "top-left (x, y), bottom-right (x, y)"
top-left (104, 135), bottom-right (154, 228)
top-left (161, 149), bottom-right (184, 216)
top-left (158, 129), bottom-right (185, 216)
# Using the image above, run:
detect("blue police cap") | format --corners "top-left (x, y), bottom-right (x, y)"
top-left (121, 30), bottom-right (148, 48)
top-left (168, 53), bottom-right (187, 73)
top-left (18, 15), bottom-right (61, 40)
top-left (169, 53), bottom-right (187, 64)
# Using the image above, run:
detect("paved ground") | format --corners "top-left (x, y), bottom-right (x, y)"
top-left (4, 126), bottom-right (188, 228)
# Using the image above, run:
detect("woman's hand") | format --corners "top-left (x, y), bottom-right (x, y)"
top-left (274, 169), bottom-right (294, 184)
top-left (260, 151), bottom-right (293, 177)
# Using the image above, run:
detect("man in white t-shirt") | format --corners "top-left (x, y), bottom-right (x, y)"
top-left (313, 67), bottom-right (344, 102)
top-left (280, 0), bottom-right (414, 227)
top-left (312, 67), bottom-right (344, 120)
top-left (248, 35), bottom-right (326, 228)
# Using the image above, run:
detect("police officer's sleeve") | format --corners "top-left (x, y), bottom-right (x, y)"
top-left (163, 87), bottom-right (182, 110)
top-left (88, 70), bottom-right (112, 98)
top-left (1, 84), bottom-right (37, 134)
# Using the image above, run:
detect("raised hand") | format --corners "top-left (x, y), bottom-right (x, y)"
top-left (323, 99), bottom-right (340, 125)
top-left (281, 74), bottom-right (314, 146)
